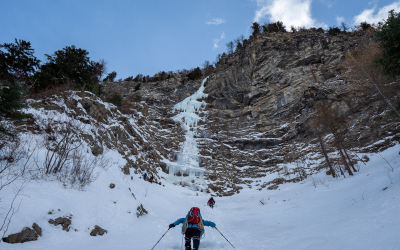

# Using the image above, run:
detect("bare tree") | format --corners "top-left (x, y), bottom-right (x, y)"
top-left (341, 22), bottom-right (349, 33)
top-left (310, 117), bottom-right (336, 177)
top-left (213, 53), bottom-right (222, 65)
top-left (203, 60), bottom-right (210, 69)
top-left (343, 42), bottom-right (400, 117)
top-left (233, 35), bottom-right (244, 49)
top-left (0, 138), bottom-right (35, 237)
top-left (202, 60), bottom-right (213, 76)
top-left (92, 59), bottom-right (107, 84)
top-left (42, 122), bottom-right (82, 175)
top-left (313, 101), bottom-right (356, 176)
top-left (226, 41), bottom-right (234, 54)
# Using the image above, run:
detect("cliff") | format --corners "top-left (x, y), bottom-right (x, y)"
top-left (94, 32), bottom-right (400, 195)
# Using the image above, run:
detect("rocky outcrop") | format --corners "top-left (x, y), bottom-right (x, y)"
top-left (25, 90), bottom-right (186, 181)
top-left (33, 31), bottom-right (399, 196)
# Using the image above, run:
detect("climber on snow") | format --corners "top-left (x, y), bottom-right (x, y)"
top-left (169, 207), bottom-right (216, 250)
top-left (207, 197), bottom-right (215, 209)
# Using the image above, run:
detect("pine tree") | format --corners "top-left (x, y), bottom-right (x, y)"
top-left (0, 39), bottom-right (40, 83)
top-left (374, 10), bottom-right (400, 78)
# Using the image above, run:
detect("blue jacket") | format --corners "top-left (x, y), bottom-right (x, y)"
top-left (173, 212), bottom-right (215, 237)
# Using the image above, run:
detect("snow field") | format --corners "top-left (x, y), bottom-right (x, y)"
top-left (1, 144), bottom-right (399, 249)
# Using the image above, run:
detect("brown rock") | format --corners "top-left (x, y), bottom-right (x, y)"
top-left (90, 225), bottom-right (108, 236)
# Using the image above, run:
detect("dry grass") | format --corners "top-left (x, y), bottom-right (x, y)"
top-left (25, 84), bottom-right (79, 100)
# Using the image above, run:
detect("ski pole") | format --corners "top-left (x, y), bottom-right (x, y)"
top-left (151, 228), bottom-right (170, 250)
top-left (214, 227), bottom-right (235, 248)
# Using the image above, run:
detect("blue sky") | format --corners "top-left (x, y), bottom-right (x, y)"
top-left (1, 0), bottom-right (399, 79)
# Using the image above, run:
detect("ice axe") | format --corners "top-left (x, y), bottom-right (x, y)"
top-left (214, 226), bottom-right (235, 248)
top-left (151, 228), bottom-right (170, 250)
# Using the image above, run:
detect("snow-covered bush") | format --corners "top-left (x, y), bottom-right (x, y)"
top-left (33, 120), bottom-right (109, 189)
top-left (56, 149), bottom-right (108, 189)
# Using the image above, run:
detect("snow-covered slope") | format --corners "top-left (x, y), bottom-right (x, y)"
top-left (1, 143), bottom-right (399, 250)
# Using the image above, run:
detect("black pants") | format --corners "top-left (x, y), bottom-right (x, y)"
top-left (185, 227), bottom-right (201, 250)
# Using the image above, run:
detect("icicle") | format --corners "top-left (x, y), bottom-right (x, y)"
top-left (167, 77), bottom-right (209, 176)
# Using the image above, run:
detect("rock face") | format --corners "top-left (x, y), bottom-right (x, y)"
top-left (32, 31), bottom-right (399, 196)
top-left (25, 90), bottom-right (186, 182)
top-left (195, 32), bottom-right (398, 195)
top-left (90, 225), bottom-right (108, 236)
top-left (2, 223), bottom-right (42, 244)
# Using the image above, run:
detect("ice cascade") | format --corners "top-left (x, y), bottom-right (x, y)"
top-left (167, 77), bottom-right (208, 177)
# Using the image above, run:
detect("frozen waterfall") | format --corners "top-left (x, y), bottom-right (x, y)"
top-left (167, 77), bottom-right (208, 177)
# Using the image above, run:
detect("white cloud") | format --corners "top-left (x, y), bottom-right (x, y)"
top-left (213, 32), bottom-right (225, 49)
top-left (353, 1), bottom-right (400, 25)
top-left (206, 18), bottom-right (225, 25)
top-left (318, 0), bottom-right (335, 8)
top-left (336, 16), bottom-right (345, 26)
top-left (253, 0), bottom-right (326, 29)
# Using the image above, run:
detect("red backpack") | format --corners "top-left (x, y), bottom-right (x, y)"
top-left (187, 207), bottom-right (201, 224)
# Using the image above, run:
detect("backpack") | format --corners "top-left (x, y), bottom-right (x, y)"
top-left (187, 207), bottom-right (200, 224)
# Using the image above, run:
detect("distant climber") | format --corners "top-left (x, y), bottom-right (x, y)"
top-left (149, 175), bottom-right (154, 183)
top-left (169, 207), bottom-right (215, 250)
top-left (143, 173), bottom-right (147, 180)
top-left (207, 197), bottom-right (215, 209)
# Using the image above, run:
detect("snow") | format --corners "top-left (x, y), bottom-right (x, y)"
top-left (1, 84), bottom-right (400, 250)
top-left (1, 142), bottom-right (399, 250)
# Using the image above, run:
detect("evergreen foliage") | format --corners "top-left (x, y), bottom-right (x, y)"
top-left (250, 22), bottom-right (261, 37)
top-left (327, 26), bottom-right (341, 36)
top-left (104, 71), bottom-right (117, 82)
top-left (0, 81), bottom-right (25, 137)
top-left (360, 21), bottom-right (372, 31)
top-left (134, 74), bottom-right (143, 82)
top-left (374, 10), bottom-right (400, 78)
top-left (33, 45), bottom-right (101, 92)
top-left (265, 21), bottom-right (286, 32)
top-left (0, 39), bottom-right (40, 83)
top-left (124, 76), bottom-right (134, 81)
top-left (0, 81), bottom-right (24, 119)
top-left (134, 83), bottom-right (141, 92)
top-left (108, 94), bottom-right (123, 107)
top-left (186, 67), bottom-right (202, 81)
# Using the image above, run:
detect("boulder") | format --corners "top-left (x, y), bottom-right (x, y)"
top-left (90, 225), bottom-right (108, 236)
top-left (109, 183), bottom-right (115, 189)
top-left (2, 223), bottom-right (42, 243)
top-left (49, 217), bottom-right (72, 232)
top-left (32, 223), bottom-right (42, 237)
top-left (267, 184), bottom-right (279, 190)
